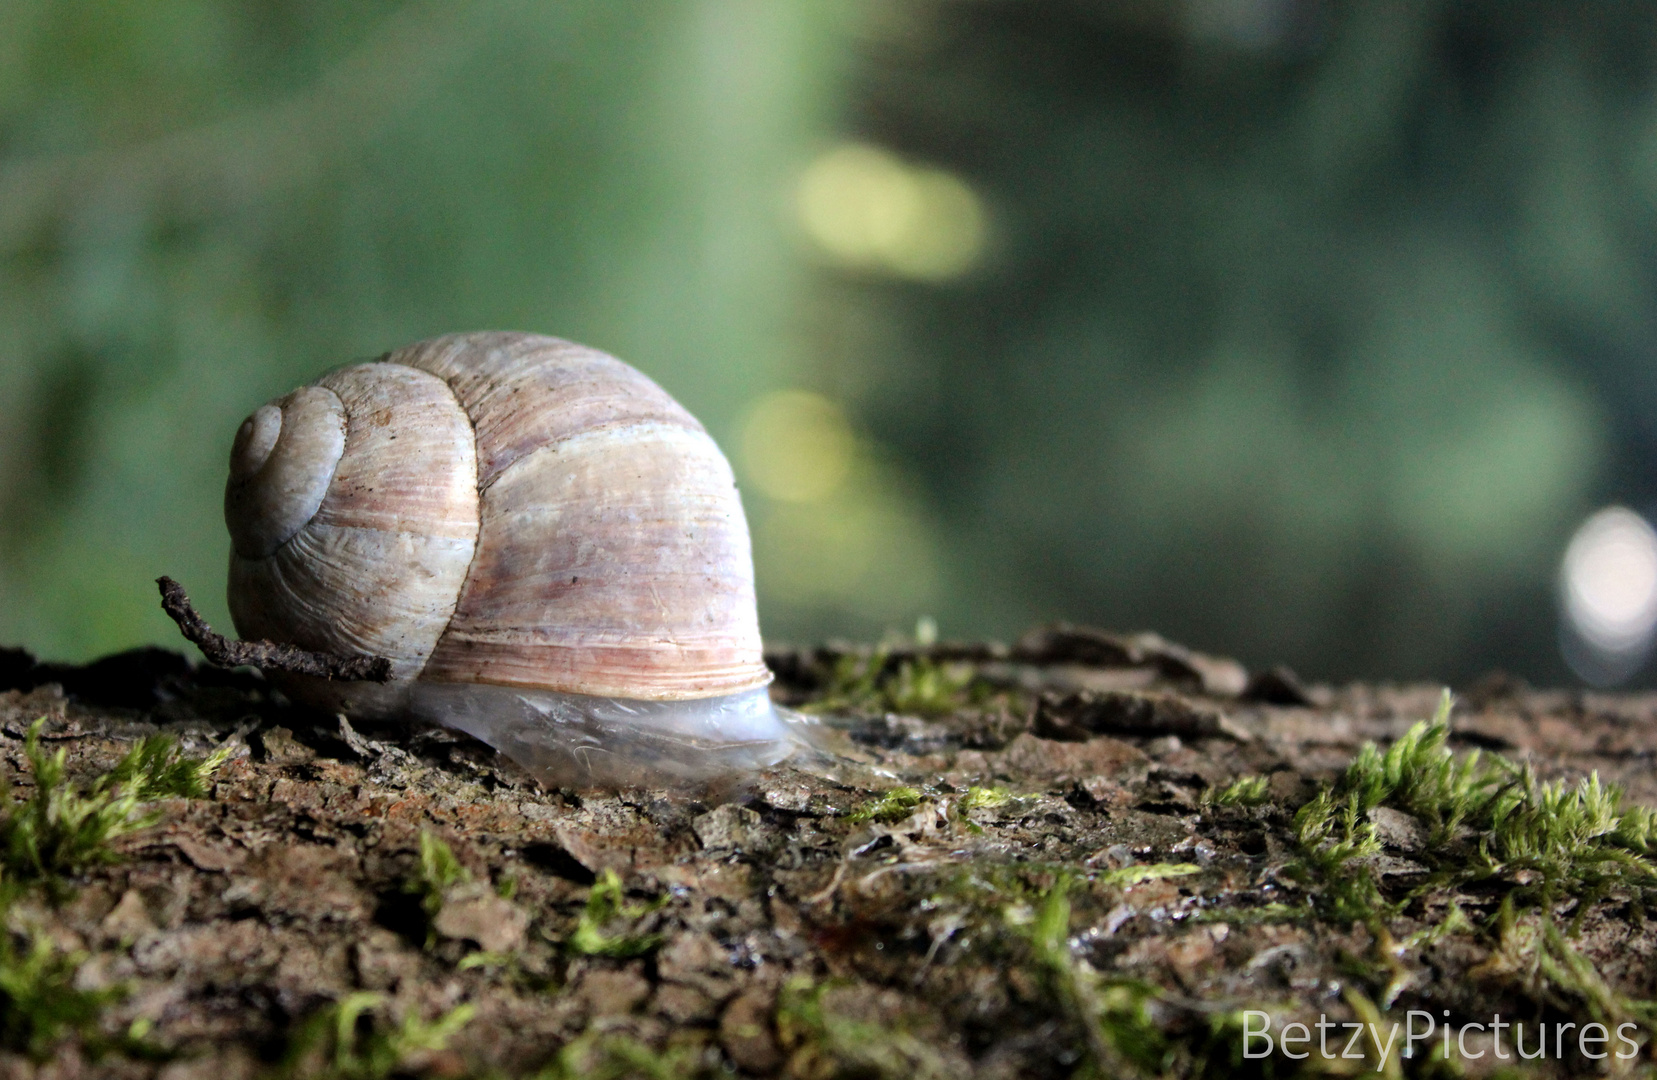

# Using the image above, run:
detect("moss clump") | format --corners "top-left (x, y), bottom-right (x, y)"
top-left (813, 649), bottom-right (981, 718)
top-left (278, 992), bottom-right (474, 1080)
top-left (776, 978), bottom-right (954, 1080)
top-left (957, 785), bottom-right (1016, 813)
top-left (401, 830), bottom-right (470, 949)
top-left (0, 922), bottom-right (125, 1060)
top-left (1206, 775), bottom-right (1270, 808)
top-left (1098, 863), bottom-right (1201, 887)
top-left (846, 786), bottom-right (925, 825)
top-left (0, 719), bottom-right (229, 1060)
top-left (1291, 691), bottom-right (1657, 923)
top-left (538, 1029), bottom-right (715, 1079)
top-left (1287, 690), bottom-right (1657, 1033)
top-left (568, 869), bottom-right (664, 959)
top-left (105, 733), bottom-right (232, 801)
top-left (1288, 787), bottom-right (1387, 923)
top-left (1, 718), bottom-right (230, 886)
top-left (1017, 877), bottom-right (1264, 1080)
top-left (882, 658), bottom-right (976, 717)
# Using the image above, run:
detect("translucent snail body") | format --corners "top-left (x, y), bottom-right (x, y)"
top-left (223, 332), bottom-right (797, 786)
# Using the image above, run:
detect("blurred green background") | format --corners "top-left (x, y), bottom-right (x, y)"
top-left (4, 0), bottom-right (1656, 686)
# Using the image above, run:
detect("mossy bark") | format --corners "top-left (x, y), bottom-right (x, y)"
top-left (0, 635), bottom-right (1653, 1078)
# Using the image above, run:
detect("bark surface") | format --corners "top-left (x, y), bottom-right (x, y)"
top-left (0, 630), bottom-right (1651, 1078)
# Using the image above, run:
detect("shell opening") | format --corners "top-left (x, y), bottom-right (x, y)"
top-left (224, 385), bottom-right (348, 559)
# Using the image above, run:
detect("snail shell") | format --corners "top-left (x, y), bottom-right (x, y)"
top-left (224, 332), bottom-right (797, 785)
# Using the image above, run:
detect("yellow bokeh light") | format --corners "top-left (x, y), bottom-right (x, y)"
top-left (738, 388), bottom-right (943, 622)
top-left (795, 143), bottom-right (986, 281)
top-left (756, 494), bottom-right (939, 620)
top-left (738, 390), bottom-right (856, 503)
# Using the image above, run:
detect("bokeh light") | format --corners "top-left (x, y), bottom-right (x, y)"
top-left (795, 143), bottom-right (986, 281)
top-left (750, 473), bottom-right (941, 630)
top-left (738, 391), bottom-right (855, 503)
top-left (1559, 506), bottom-right (1657, 685)
top-left (736, 390), bottom-right (941, 639)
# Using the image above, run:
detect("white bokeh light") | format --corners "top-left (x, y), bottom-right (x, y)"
top-left (1560, 505), bottom-right (1657, 684)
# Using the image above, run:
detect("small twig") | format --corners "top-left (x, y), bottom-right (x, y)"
top-left (805, 859), bottom-right (849, 906)
top-left (156, 576), bottom-right (392, 682)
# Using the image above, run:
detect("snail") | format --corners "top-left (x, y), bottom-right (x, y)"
top-left (212, 331), bottom-right (806, 786)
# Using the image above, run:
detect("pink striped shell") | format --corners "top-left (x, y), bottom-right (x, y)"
top-left (223, 331), bottom-right (771, 717)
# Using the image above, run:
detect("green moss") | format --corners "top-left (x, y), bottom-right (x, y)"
top-left (535, 1029), bottom-right (711, 1080)
top-left (921, 864), bottom-right (1045, 948)
top-left (1207, 775), bottom-right (1270, 808)
top-left (930, 859), bottom-right (1161, 950)
top-left (0, 722), bottom-right (231, 1060)
top-left (846, 787), bottom-right (924, 825)
top-left (1019, 877), bottom-right (1249, 1079)
top-left (1191, 902), bottom-right (1307, 925)
top-left (1479, 896), bottom-right (1657, 1031)
top-left (1338, 701), bottom-right (1499, 845)
top-left (400, 830), bottom-right (470, 949)
top-left (454, 950), bottom-right (512, 972)
top-left (414, 831), bottom-right (471, 897)
top-left (105, 734), bottom-right (232, 801)
top-left (568, 868), bottom-right (664, 958)
top-left (1098, 863), bottom-right (1201, 887)
top-left (1019, 879), bottom-right (1335, 1079)
top-left (811, 649), bottom-right (980, 718)
top-left (812, 650), bottom-right (878, 712)
top-left (958, 785), bottom-right (1016, 813)
top-left (883, 658), bottom-right (975, 717)
top-left (1290, 690), bottom-right (1657, 924)
top-left (1416, 898), bottom-right (1474, 938)
top-left (0, 719), bottom-right (229, 886)
top-left (952, 786), bottom-right (1020, 834)
top-left (1482, 770), bottom-right (1657, 906)
top-left (1284, 689), bottom-right (1657, 1041)
top-left (278, 992), bottom-right (474, 1080)
top-left (776, 978), bottom-right (954, 1080)
top-left (0, 922), bottom-right (124, 1060)
top-left (1287, 786), bottom-right (1388, 923)
top-left (1020, 877), bottom-right (1161, 1078)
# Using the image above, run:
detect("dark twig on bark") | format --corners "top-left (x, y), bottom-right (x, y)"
top-left (156, 576), bottom-right (393, 682)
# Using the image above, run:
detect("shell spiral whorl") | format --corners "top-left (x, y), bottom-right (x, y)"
top-left (225, 387), bottom-right (347, 559)
top-left (224, 332), bottom-right (786, 784)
